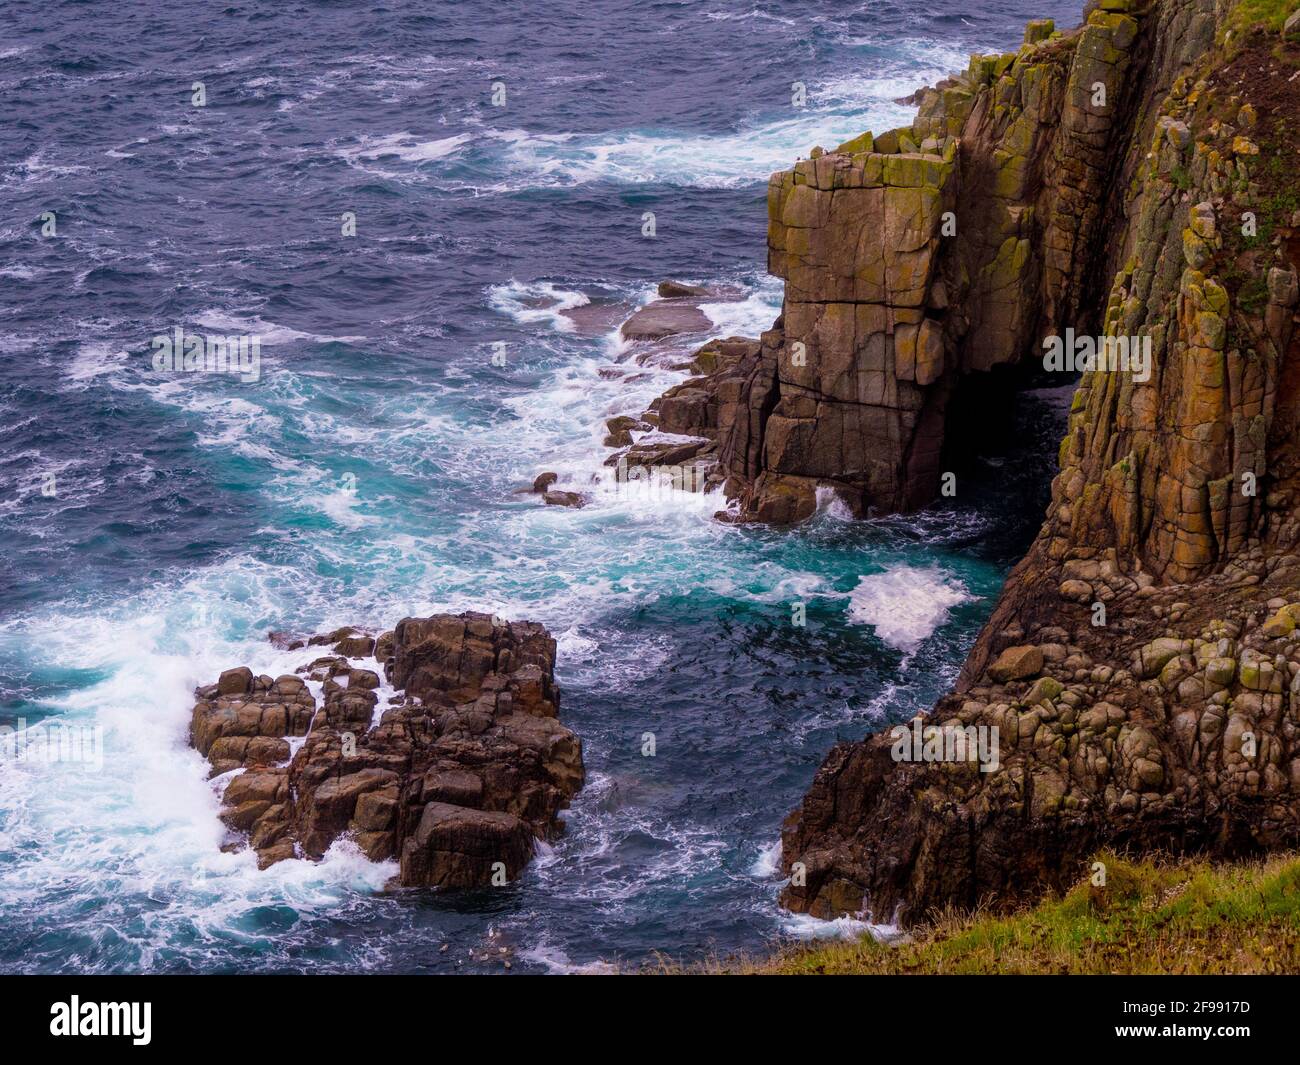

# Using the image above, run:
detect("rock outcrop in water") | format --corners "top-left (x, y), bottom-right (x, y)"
top-left (776, 0), bottom-right (1300, 923)
top-left (190, 612), bottom-right (583, 887)
top-left (599, 335), bottom-right (763, 499)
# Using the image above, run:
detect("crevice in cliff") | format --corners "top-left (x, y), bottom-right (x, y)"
top-left (936, 361), bottom-right (1077, 559)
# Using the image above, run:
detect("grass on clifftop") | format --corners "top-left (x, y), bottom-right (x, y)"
top-left (721, 853), bottom-right (1300, 975)
top-left (1225, 0), bottom-right (1295, 39)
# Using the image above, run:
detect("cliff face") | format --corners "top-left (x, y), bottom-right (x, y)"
top-left (717, 6), bottom-right (1163, 521)
top-left (773, 0), bottom-right (1300, 923)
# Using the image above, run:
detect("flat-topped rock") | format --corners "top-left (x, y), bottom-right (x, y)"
top-left (619, 300), bottom-right (712, 341)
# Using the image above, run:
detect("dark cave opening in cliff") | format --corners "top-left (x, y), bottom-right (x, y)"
top-left (936, 360), bottom-right (1077, 564)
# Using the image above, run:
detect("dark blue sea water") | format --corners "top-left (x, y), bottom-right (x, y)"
top-left (0, 0), bottom-right (1081, 972)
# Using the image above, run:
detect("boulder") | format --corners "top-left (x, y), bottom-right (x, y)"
top-left (657, 280), bottom-right (707, 298)
top-left (619, 301), bottom-right (711, 341)
top-left (334, 634), bottom-right (376, 658)
top-left (400, 803), bottom-right (535, 888)
top-left (988, 645), bottom-right (1044, 682)
top-left (217, 666), bottom-right (253, 696)
top-left (543, 490), bottom-right (587, 508)
top-left (308, 626), bottom-right (359, 648)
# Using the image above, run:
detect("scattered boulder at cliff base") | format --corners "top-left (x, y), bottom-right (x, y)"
top-left (519, 471), bottom-right (589, 507)
top-left (401, 802), bottom-right (535, 888)
top-left (987, 645), bottom-right (1043, 682)
top-left (190, 612), bottom-right (584, 889)
top-left (603, 414), bottom-right (645, 447)
top-left (600, 335), bottom-right (761, 502)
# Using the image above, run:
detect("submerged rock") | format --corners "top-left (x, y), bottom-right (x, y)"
top-left (542, 489), bottom-right (587, 508)
top-left (558, 301), bottom-right (630, 335)
top-left (190, 612), bottom-right (584, 888)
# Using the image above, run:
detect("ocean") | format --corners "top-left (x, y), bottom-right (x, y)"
top-left (0, 0), bottom-right (1080, 973)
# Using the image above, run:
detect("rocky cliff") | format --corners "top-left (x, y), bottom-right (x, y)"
top-left (772, 0), bottom-right (1300, 923)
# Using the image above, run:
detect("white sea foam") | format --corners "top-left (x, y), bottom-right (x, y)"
top-left (193, 309), bottom-right (365, 346)
top-left (305, 484), bottom-right (376, 529)
top-left (814, 484), bottom-right (857, 521)
top-left (474, 117), bottom-right (856, 190)
top-left (555, 627), bottom-right (600, 660)
top-left (337, 130), bottom-right (474, 166)
top-left (698, 276), bottom-right (781, 338)
top-left (518, 942), bottom-right (619, 975)
top-left (0, 598), bottom-right (404, 971)
top-left (848, 565), bottom-right (972, 654)
top-left (704, 7), bottom-right (797, 24)
top-left (335, 38), bottom-right (973, 193)
top-left (779, 911), bottom-right (900, 942)
top-left (750, 839), bottom-right (782, 878)
top-left (63, 342), bottom-right (130, 386)
top-left (487, 280), bottom-right (591, 333)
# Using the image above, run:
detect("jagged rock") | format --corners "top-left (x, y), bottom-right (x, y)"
top-left (190, 613), bottom-right (583, 888)
top-left (600, 337), bottom-right (759, 498)
top-left (309, 626), bottom-right (360, 648)
top-left (1024, 18), bottom-right (1055, 44)
top-left (603, 415), bottom-right (643, 447)
top-left (335, 634), bottom-right (376, 658)
top-left (400, 803), bottom-right (534, 888)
